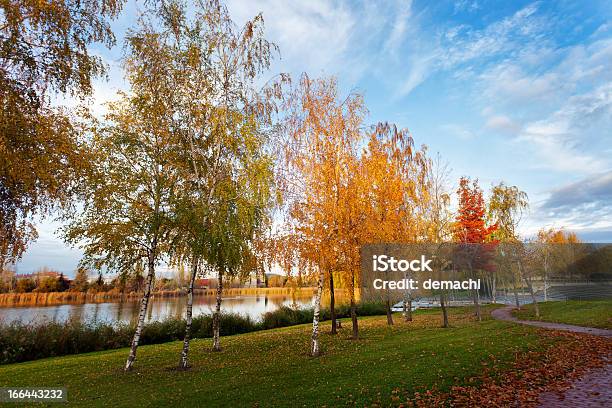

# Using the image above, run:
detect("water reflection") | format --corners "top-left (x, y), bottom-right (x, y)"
top-left (0, 294), bottom-right (319, 326)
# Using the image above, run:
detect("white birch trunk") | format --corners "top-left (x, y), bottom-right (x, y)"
top-left (310, 268), bottom-right (324, 357)
top-left (179, 260), bottom-right (198, 369)
top-left (212, 269), bottom-right (223, 351)
top-left (543, 254), bottom-right (548, 302)
top-left (519, 261), bottom-right (540, 317)
top-left (125, 256), bottom-right (155, 371)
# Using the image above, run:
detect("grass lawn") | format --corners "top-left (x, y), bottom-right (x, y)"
top-left (0, 306), bottom-right (558, 407)
top-left (513, 300), bottom-right (612, 329)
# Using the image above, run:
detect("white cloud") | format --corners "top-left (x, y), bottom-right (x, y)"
top-left (226, 0), bottom-right (357, 76)
top-left (440, 3), bottom-right (543, 68)
top-left (525, 171), bottom-right (612, 235)
top-left (469, 21), bottom-right (612, 176)
top-left (398, 54), bottom-right (436, 95)
top-left (480, 64), bottom-right (563, 103)
top-left (479, 38), bottom-right (612, 107)
top-left (453, 0), bottom-right (480, 14)
top-left (439, 123), bottom-right (474, 140)
top-left (517, 82), bottom-right (612, 171)
top-left (484, 114), bottom-right (520, 133)
top-left (384, 0), bottom-right (413, 54)
top-left (393, 3), bottom-right (547, 97)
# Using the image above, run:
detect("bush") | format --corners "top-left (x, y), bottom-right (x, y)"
top-left (260, 306), bottom-right (313, 329)
top-left (0, 301), bottom-right (386, 365)
top-left (15, 278), bottom-right (36, 293)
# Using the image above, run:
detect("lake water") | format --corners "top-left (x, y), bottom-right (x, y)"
top-left (0, 293), bottom-right (319, 326)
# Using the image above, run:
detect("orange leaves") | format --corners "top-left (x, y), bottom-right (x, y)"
top-left (454, 177), bottom-right (498, 244)
top-left (279, 75), bottom-right (435, 298)
top-left (404, 330), bottom-right (612, 407)
top-left (360, 123), bottom-right (430, 245)
top-left (279, 75), bottom-right (366, 279)
top-left (537, 227), bottom-right (581, 244)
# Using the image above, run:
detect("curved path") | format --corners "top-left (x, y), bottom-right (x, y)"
top-left (491, 305), bottom-right (612, 407)
top-left (490, 305), bottom-right (612, 338)
top-left (537, 362), bottom-right (612, 407)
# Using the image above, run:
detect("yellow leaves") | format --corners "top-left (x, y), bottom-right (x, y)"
top-left (537, 227), bottom-right (580, 244)
top-left (279, 75), bottom-right (435, 304)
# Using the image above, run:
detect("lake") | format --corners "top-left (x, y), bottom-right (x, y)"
top-left (0, 293), bottom-right (321, 326)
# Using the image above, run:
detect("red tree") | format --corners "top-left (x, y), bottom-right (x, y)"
top-left (453, 177), bottom-right (498, 321)
top-left (455, 177), bottom-right (497, 244)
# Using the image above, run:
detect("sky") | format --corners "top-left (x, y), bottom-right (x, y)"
top-left (16, 0), bottom-right (612, 276)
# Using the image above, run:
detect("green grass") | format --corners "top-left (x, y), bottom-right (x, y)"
top-left (513, 300), bottom-right (612, 329)
top-left (0, 307), bottom-right (553, 407)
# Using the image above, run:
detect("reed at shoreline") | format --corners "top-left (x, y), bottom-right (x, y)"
top-left (0, 287), bottom-right (317, 307)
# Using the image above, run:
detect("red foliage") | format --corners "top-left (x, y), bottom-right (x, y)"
top-left (453, 177), bottom-right (499, 272)
top-left (454, 177), bottom-right (498, 244)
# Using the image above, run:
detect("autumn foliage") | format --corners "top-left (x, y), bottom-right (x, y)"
top-left (454, 177), bottom-right (498, 244)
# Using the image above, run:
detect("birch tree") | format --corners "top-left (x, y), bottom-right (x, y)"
top-left (63, 94), bottom-right (178, 371)
top-left (123, 0), bottom-right (278, 363)
top-left (359, 123), bottom-right (430, 325)
top-left (536, 227), bottom-right (580, 301)
top-left (421, 154), bottom-right (453, 327)
top-left (280, 74), bottom-right (366, 352)
top-left (488, 182), bottom-right (529, 306)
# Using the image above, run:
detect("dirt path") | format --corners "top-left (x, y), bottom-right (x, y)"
top-left (537, 361), bottom-right (612, 407)
top-left (490, 305), bottom-right (612, 338)
top-left (491, 305), bottom-right (612, 407)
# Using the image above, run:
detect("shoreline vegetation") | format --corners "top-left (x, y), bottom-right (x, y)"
top-left (0, 287), bottom-right (318, 308)
top-left (0, 302), bottom-right (386, 364)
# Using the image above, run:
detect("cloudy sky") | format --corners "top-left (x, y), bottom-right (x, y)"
top-left (17, 0), bottom-right (612, 276)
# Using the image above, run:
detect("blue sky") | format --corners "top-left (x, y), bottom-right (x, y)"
top-left (17, 0), bottom-right (612, 276)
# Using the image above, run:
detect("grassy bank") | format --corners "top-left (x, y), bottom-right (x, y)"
top-left (513, 300), bottom-right (612, 329)
top-left (0, 306), bottom-right (562, 407)
top-left (0, 302), bottom-right (386, 364)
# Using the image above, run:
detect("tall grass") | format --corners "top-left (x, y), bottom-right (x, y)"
top-left (0, 302), bottom-right (386, 364)
top-left (0, 287), bottom-right (317, 307)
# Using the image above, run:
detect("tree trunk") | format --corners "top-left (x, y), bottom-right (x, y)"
top-left (350, 277), bottom-right (358, 339)
top-left (527, 280), bottom-right (540, 318)
top-left (404, 299), bottom-right (413, 322)
top-left (519, 261), bottom-right (540, 318)
top-left (491, 273), bottom-right (497, 303)
top-left (385, 298), bottom-right (394, 325)
top-left (125, 256), bottom-right (155, 371)
top-left (212, 269), bottom-right (223, 352)
top-left (512, 273), bottom-right (521, 310)
top-left (543, 255), bottom-right (548, 302)
top-left (385, 288), bottom-right (394, 325)
top-left (472, 288), bottom-right (481, 321)
top-left (470, 267), bottom-right (481, 322)
top-left (329, 271), bottom-right (337, 334)
top-left (440, 292), bottom-right (449, 328)
top-left (179, 259), bottom-right (198, 369)
top-left (350, 296), bottom-right (359, 339)
top-left (311, 268), bottom-right (324, 356)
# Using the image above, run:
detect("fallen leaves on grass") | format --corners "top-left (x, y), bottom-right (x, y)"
top-left (404, 330), bottom-right (612, 407)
